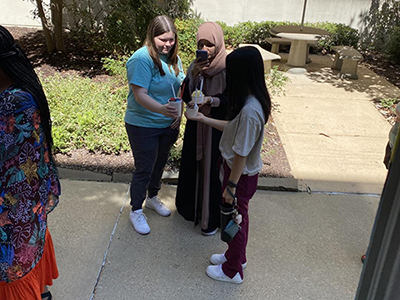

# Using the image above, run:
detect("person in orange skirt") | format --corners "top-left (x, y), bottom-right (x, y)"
top-left (0, 25), bottom-right (60, 300)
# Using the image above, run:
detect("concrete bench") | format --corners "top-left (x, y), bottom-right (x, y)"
top-left (266, 37), bottom-right (318, 53)
top-left (331, 46), bottom-right (363, 79)
top-left (239, 44), bottom-right (281, 73)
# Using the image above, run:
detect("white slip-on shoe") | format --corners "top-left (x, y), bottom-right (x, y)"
top-left (129, 209), bottom-right (150, 235)
top-left (206, 264), bottom-right (243, 284)
top-left (145, 196), bottom-right (171, 217)
top-left (210, 253), bottom-right (247, 269)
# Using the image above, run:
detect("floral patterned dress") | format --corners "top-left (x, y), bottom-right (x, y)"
top-left (0, 87), bottom-right (60, 283)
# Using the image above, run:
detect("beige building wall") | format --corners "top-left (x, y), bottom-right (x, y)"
top-left (0, 0), bottom-right (43, 27)
top-left (1, 0), bottom-right (372, 31)
top-left (192, 0), bottom-right (372, 30)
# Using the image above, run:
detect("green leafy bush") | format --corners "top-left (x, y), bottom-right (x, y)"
top-left (65, 0), bottom-right (193, 54)
top-left (380, 97), bottom-right (400, 112)
top-left (102, 55), bottom-right (131, 82)
top-left (41, 73), bottom-right (129, 154)
top-left (385, 26), bottom-right (400, 63)
top-left (215, 20), bottom-right (358, 52)
top-left (175, 17), bottom-right (204, 69)
top-left (218, 20), bottom-right (293, 49)
top-left (315, 22), bottom-right (359, 51)
top-left (266, 66), bottom-right (290, 97)
top-left (359, 0), bottom-right (400, 51)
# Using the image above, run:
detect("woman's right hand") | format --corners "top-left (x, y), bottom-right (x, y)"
top-left (191, 57), bottom-right (209, 78)
top-left (161, 102), bottom-right (180, 119)
top-left (185, 111), bottom-right (204, 122)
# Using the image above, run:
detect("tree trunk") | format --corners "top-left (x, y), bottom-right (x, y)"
top-left (51, 0), bottom-right (65, 52)
top-left (35, 0), bottom-right (55, 52)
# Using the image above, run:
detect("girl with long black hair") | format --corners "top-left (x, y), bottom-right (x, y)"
top-left (0, 26), bottom-right (60, 299)
top-left (185, 46), bottom-right (271, 283)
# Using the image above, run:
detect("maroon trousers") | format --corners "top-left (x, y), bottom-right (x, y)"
top-left (221, 162), bottom-right (258, 279)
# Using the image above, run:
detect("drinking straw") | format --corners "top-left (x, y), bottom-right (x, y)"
top-left (170, 83), bottom-right (176, 98)
top-left (199, 77), bottom-right (204, 93)
top-left (194, 89), bottom-right (198, 108)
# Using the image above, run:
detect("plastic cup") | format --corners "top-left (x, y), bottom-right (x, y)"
top-left (185, 106), bottom-right (198, 119)
top-left (168, 97), bottom-right (182, 116)
top-left (191, 91), bottom-right (204, 104)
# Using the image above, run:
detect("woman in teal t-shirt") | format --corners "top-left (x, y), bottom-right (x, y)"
top-left (125, 15), bottom-right (185, 235)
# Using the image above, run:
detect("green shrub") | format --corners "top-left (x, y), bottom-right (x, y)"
top-left (385, 26), bottom-right (400, 63)
top-left (359, 0), bottom-right (400, 51)
top-left (218, 20), bottom-right (293, 49)
top-left (175, 17), bottom-right (204, 70)
top-left (315, 22), bottom-right (359, 51)
top-left (217, 20), bottom-right (358, 52)
top-left (266, 66), bottom-right (290, 97)
top-left (102, 54), bottom-right (131, 82)
top-left (41, 73), bottom-right (129, 154)
top-left (65, 0), bottom-right (193, 54)
top-left (380, 97), bottom-right (400, 112)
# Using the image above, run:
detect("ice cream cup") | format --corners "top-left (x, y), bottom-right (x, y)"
top-left (191, 91), bottom-right (204, 104)
top-left (185, 106), bottom-right (198, 119)
top-left (168, 97), bottom-right (182, 116)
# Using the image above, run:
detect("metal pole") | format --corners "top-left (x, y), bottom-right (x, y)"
top-left (300, 0), bottom-right (307, 31)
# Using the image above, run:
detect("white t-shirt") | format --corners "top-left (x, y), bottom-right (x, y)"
top-left (219, 95), bottom-right (266, 175)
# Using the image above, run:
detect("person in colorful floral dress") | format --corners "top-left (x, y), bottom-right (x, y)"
top-left (0, 26), bottom-right (60, 300)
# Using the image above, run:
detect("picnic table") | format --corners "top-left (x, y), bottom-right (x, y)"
top-left (270, 25), bottom-right (330, 67)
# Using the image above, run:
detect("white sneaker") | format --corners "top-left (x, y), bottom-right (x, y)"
top-left (210, 253), bottom-right (247, 269)
top-left (206, 264), bottom-right (243, 284)
top-left (145, 196), bottom-right (171, 217)
top-left (129, 209), bottom-right (150, 235)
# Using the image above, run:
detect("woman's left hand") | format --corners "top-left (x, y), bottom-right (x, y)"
top-left (198, 96), bottom-right (212, 107)
top-left (222, 187), bottom-right (236, 204)
top-left (170, 117), bottom-right (181, 129)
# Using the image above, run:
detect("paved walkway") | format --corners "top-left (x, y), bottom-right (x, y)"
top-left (272, 54), bottom-right (399, 194)
top-left (48, 53), bottom-right (400, 299)
top-left (49, 180), bottom-right (379, 300)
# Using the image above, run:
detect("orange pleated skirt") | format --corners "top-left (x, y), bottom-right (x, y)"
top-left (0, 228), bottom-right (59, 300)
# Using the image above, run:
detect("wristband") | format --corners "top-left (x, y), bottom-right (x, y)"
top-left (209, 96), bottom-right (214, 105)
top-left (227, 180), bottom-right (237, 188)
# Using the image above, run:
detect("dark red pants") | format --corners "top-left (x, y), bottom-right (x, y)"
top-left (221, 162), bottom-right (258, 279)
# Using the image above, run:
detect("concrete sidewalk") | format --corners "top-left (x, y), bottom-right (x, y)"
top-left (49, 180), bottom-right (379, 300)
top-left (271, 53), bottom-right (399, 195)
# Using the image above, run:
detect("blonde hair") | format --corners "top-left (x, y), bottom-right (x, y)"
top-left (145, 15), bottom-right (179, 76)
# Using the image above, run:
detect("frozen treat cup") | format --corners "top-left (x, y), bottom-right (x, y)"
top-left (191, 90), bottom-right (204, 104)
top-left (168, 97), bottom-right (182, 116)
top-left (185, 106), bottom-right (198, 119)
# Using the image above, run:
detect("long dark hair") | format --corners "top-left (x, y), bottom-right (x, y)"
top-left (145, 15), bottom-right (180, 76)
top-left (0, 25), bottom-right (54, 157)
top-left (226, 46), bottom-right (271, 124)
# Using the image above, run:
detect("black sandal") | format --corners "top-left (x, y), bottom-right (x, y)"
top-left (41, 291), bottom-right (52, 300)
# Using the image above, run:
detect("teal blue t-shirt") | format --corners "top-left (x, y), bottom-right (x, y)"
top-left (124, 46), bottom-right (185, 128)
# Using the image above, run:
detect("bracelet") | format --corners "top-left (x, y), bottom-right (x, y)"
top-left (209, 96), bottom-right (214, 105)
top-left (227, 180), bottom-right (237, 188)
